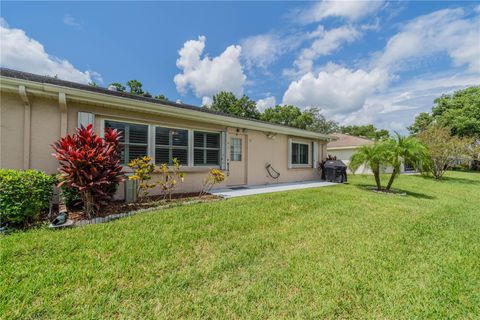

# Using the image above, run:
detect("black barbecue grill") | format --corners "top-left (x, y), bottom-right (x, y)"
top-left (322, 160), bottom-right (347, 183)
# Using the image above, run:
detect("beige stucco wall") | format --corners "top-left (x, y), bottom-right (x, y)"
top-left (1, 91), bottom-right (327, 197)
top-left (0, 92), bottom-right (25, 169)
top-left (241, 129), bottom-right (322, 185)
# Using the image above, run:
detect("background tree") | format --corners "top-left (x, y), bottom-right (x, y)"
top-left (409, 86), bottom-right (480, 138)
top-left (155, 94), bottom-right (168, 100)
top-left (417, 125), bottom-right (472, 179)
top-left (260, 105), bottom-right (338, 133)
top-left (208, 91), bottom-right (260, 119)
top-left (109, 82), bottom-right (126, 92)
top-left (126, 80), bottom-right (144, 95)
top-left (407, 112), bottom-right (432, 134)
top-left (383, 133), bottom-right (426, 190)
top-left (340, 124), bottom-right (390, 140)
top-left (260, 105), bottom-right (307, 128)
top-left (303, 107), bottom-right (339, 134)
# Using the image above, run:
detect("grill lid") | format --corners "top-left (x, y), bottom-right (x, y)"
top-left (324, 160), bottom-right (347, 168)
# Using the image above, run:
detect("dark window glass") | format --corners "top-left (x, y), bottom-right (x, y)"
top-left (155, 127), bottom-right (188, 165)
top-left (230, 138), bottom-right (242, 161)
top-left (105, 120), bottom-right (148, 165)
top-left (291, 142), bottom-right (309, 165)
top-left (193, 131), bottom-right (220, 166)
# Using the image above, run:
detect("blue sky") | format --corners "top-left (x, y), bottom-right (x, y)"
top-left (1, 1), bottom-right (479, 132)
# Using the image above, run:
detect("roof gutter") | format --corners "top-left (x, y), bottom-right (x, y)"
top-left (0, 75), bottom-right (333, 141)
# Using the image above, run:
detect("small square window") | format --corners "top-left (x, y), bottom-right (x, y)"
top-left (230, 138), bottom-right (242, 161)
top-left (291, 142), bottom-right (309, 165)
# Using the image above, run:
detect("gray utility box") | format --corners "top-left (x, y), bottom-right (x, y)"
top-left (124, 175), bottom-right (138, 203)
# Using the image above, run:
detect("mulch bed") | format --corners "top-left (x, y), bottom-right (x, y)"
top-left (54, 193), bottom-right (220, 222)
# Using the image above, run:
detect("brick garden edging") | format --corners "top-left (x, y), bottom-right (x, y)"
top-left (50, 197), bottom-right (224, 229)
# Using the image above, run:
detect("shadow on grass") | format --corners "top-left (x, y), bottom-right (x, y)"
top-left (417, 173), bottom-right (480, 186)
top-left (353, 183), bottom-right (436, 200)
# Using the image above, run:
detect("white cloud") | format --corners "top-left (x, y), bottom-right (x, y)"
top-left (174, 35), bottom-right (246, 102)
top-left (377, 8), bottom-right (480, 72)
top-left (202, 96), bottom-right (213, 106)
top-left (283, 63), bottom-right (389, 116)
top-left (295, 0), bottom-right (385, 24)
top-left (288, 25), bottom-right (361, 75)
top-left (256, 96), bottom-right (276, 112)
top-left (240, 33), bottom-right (301, 69)
top-left (336, 72), bottom-right (480, 133)
top-left (282, 6), bottom-right (480, 133)
top-left (63, 14), bottom-right (82, 29)
top-left (0, 17), bottom-right (9, 28)
top-left (0, 20), bottom-right (100, 84)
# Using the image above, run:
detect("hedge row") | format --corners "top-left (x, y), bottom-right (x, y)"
top-left (0, 169), bottom-right (55, 227)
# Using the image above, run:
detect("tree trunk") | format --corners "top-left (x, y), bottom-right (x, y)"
top-left (373, 167), bottom-right (382, 190)
top-left (82, 191), bottom-right (95, 218)
top-left (386, 168), bottom-right (398, 191)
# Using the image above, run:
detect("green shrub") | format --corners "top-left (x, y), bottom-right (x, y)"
top-left (59, 181), bottom-right (117, 209)
top-left (59, 182), bottom-right (82, 208)
top-left (0, 169), bottom-right (55, 227)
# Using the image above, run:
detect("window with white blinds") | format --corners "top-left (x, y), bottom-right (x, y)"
top-left (291, 142), bottom-right (310, 165)
top-left (194, 131), bottom-right (221, 166)
top-left (155, 127), bottom-right (188, 165)
top-left (104, 120), bottom-right (148, 165)
top-left (104, 120), bottom-right (223, 167)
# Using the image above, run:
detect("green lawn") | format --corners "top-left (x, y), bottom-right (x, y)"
top-left (1, 171), bottom-right (480, 319)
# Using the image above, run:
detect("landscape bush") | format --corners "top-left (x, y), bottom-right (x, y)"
top-left (0, 169), bottom-right (55, 227)
top-left (52, 124), bottom-right (124, 217)
top-left (156, 158), bottom-right (186, 200)
top-left (128, 156), bottom-right (156, 201)
top-left (200, 169), bottom-right (225, 197)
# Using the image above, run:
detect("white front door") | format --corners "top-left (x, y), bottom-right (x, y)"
top-left (228, 135), bottom-right (247, 186)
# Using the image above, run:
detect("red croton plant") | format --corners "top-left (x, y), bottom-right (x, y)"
top-left (52, 124), bottom-right (125, 217)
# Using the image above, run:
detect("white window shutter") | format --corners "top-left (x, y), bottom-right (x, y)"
top-left (313, 141), bottom-right (319, 168)
top-left (77, 112), bottom-right (94, 128)
top-left (220, 131), bottom-right (227, 170)
top-left (188, 130), bottom-right (194, 167)
top-left (288, 138), bottom-right (292, 169)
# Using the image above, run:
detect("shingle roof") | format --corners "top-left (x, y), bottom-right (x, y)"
top-left (0, 68), bottom-right (331, 138)
top-left (327, 133), bottom-right (374, 148)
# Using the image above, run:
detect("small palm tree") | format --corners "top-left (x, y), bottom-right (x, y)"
top-left (384, 133), bottom-right (427, 191)
top-left (350, 142), bottom-right (389, 190)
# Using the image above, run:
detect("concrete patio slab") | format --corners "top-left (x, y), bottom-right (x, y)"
top-left (211, 180), bottom-right (337, 198)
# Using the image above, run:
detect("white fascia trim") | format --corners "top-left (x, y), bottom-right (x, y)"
top-left (0, 76), bottom-right (332, 141)
top-left (327, 146), bottom-right (361, 151)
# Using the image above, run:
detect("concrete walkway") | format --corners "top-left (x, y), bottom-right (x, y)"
top-left (211, 180), bottom-right (337, 198)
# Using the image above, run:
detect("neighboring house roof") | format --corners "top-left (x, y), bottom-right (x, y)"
top-left (327, 133), bottom-right (374, 150)
top-left (0, 68), bottom-right (333, 140)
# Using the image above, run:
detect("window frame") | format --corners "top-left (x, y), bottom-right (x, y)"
top-left (154, 126), bottom-right (189, 166)
top-left (102, 118), bottom-right (223, 169)
top-left (289, 140), bottom-right (312, 168)
top-left (104, 119), bottom-right (149, 165)
top-left (193, 131), bottom-right (221, 166)
top-left (230, 137), bottom-right (242, 162)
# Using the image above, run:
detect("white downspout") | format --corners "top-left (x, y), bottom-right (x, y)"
top-left (19, 85), bottom-right (31, 169)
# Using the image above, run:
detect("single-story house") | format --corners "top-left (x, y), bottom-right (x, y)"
top-left (327, 133), bottom-right (374, 174)
top-left (327, 133), bottom-right (414, 174)
top-left (0, 68), bottom-right (334, 197)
